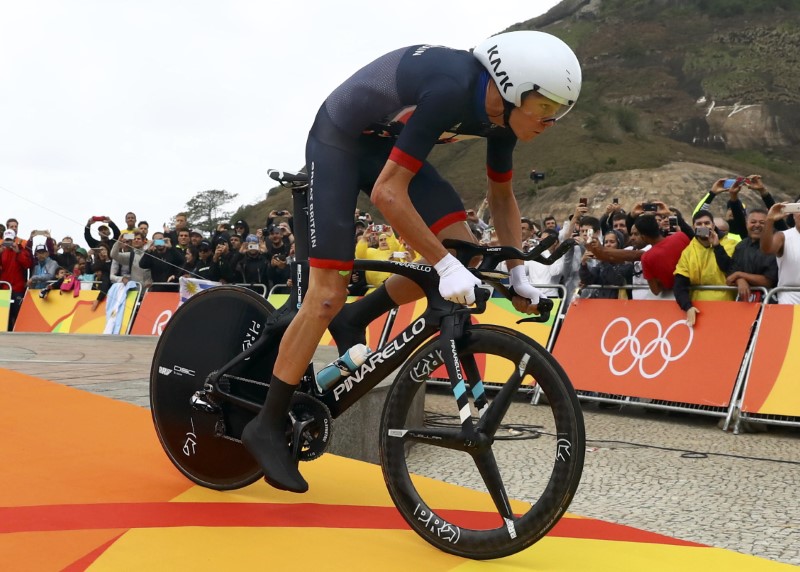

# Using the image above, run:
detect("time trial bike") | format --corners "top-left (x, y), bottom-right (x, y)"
top-left (150, 169), bottom-right (585, 560)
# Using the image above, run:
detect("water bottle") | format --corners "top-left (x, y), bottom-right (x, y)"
top-left (315, 344), bottom-right (372, 392)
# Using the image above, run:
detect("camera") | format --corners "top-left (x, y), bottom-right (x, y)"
top-left (695, 226), bottom-right (711, 238)
top-left (723, 177), bottom-right (751, 189)
top-left (643, 203), bottom-right (658, 212)
top-left (529, 170), bottom-right (545, 182)
top-left (783, 203), bottom-right (800, 214)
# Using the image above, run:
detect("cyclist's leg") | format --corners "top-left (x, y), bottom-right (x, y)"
top-left (329, 163), bottom-right (474, 351)
top-left (243, 116), bottom-right (359, 492)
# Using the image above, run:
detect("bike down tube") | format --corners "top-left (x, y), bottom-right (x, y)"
top-left (319, 315), bottom-right (440, 417)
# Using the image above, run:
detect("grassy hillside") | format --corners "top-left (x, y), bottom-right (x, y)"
top-left (235, 0), bottom-right (800, 228)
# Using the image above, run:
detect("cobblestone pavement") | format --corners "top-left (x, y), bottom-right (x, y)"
top-left (1, 332), bottom-right (797, 566)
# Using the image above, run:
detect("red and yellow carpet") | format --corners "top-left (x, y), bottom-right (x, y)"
top-left (0, 370), bottom-right (791, 571)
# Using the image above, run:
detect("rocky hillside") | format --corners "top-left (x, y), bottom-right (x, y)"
top-left (241, 0), bottom-right (800, 228)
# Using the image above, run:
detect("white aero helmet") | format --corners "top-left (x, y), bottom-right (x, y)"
top-left (474, 31), bottom-right (581, 120)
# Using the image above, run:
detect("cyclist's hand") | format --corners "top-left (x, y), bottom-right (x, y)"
top-left (434, 253), bottom-right (481, 305)
top-left (510, 265), bottom-right (542, 306)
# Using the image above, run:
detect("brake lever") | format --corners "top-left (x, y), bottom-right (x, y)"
top-left (510, 292), bottom-right (554, 324)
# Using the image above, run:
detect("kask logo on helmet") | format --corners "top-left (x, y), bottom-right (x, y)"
top-left (483, 44), bottom-right (514, 96)
top-left (600, 317), bottom-right (693, 379)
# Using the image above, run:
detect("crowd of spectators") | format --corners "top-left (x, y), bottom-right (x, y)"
top-left (2, 174), bottom-right (799, 331)
top-left (0, 209), bottom-right (303, 328)
top-left (466, 174), bottom-right (800, 327)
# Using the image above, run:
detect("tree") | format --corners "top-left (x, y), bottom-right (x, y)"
top-left (184, 189), bottom-right (238, 233)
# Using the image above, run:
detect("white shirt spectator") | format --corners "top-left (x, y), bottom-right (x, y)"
top-left (776, 227), bottom-right (800, 304)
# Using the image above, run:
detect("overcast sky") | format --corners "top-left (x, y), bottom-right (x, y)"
top-left (0, 0), bottom-right (560, 243)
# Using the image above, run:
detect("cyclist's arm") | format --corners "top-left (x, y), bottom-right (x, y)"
top-left (371, 161), bottom-right (449, 265)
top-left (487, 178), bottom-right (522, 270)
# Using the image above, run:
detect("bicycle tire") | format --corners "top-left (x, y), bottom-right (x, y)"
top-left (379, 324), bottom-right (585, 559)
top-left (150, 285), bottom-right (277, 490)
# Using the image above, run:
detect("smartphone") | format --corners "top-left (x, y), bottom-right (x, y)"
top-left (612, 198), bottom-right (619, 205)
top-left (695, 226), bottom-right (711, 238)
top-left (783, 203), bottom-right (800, 214)
top-left (668, 216), bottom-right (678, 232)
top-left (392, 251), bottom-right (406, 259)
top-left (91, 215), bottom-right (105, 222)
top-left (585, 228), bottom-right (594, 242)
top-left (579, 198), bottom-right (588, 207)
top-left (643, 203), bottom-right (658, 212)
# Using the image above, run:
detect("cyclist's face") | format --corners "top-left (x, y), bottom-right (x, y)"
top-left (509, 93), bottom-right (562, 142)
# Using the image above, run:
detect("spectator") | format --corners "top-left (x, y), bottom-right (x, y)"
top-left (608, 211), bottom-right (630, 244)
top-left (189, 229), bottom-right (203, 247)
top-left (579, 229), bottom-right (632, 299)
top-left (207, 234), bottom-right (237, 283)
top-left (355, 225), bottom-right (402, 286)
top-left (267, 210), bottom-right (294, 237)
top-left (674, 210), bottom-right (737, 327)
top-left (636, 210), bottom-right (691, 299)
top-left (233, 219), bottom-right (250, 241)
top-left (543, 215), bottom-right (558, 232)
top-left (266, 250), bottom-right (291, 291)
top-left (237, 239), bottom-right (269, 285)
top-left (27, 244), bottom-right (58, 289)
top-left (0, 229), bottom-right (33, 327)
top-left (138, 220), bottom-right (150, 239)
top-left (194, 240), bottom-right (215, 280)
top-left (599, 200), bottom-right (625, 237)
top-left (54, 236), bottom-right (79, 271)
top-left (210, 222), bottom-right (232, 246)
top-left (745, 175), bottom-right (795, 231)
top-left (139, 232), bottom-right (184, 284)
top-left (87, 244), bottom-right (114, 311)
top-left (174, 228), bottom-right (191, 253)
top-left (165, 212), bottom-right (189, 245)
top-left (520, 217), bottom-right (538, 245)
top-left (263, 225), bottom-right (291, 260)
top-left (181, 245), bottom-right (200, 277)
top-left (84, 216), bottom-right (121, 249)
top-left (123, 212), bottom-right (138, 234)
top-left (109, 232), bottom-right (133, 283)
top-left (522, 228), bottom-right (564, 297)
top-left (760, 203), bottom-right (800, 304)
top-left (229, 232), bottom-right (244, 252)
top-left (466, 207), bottom-right (488, 237)
top-left (714, 208), bottom-right (778, 302)
top-left (111, 231), bottom-right (152, 288)
top-left (694, 178), bottom-right (746, 237)
top-left (5, 219), bottom-right (27, 248)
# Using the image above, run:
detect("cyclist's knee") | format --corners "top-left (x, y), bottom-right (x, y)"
top-left (305, 281), bottom-right (347, 321)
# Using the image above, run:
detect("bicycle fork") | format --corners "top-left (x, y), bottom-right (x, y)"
top-left (438, 313), bottom-right (522, 525)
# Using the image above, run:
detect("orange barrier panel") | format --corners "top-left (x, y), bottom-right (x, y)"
top-left (0, 288), bottom-right (10, 332)
top-left (14, 289), bottom-right (138, 334)
top-left (129, 291), bottom-right (181, 336)
top-left (740, 304), bottom-right (800, 417)
top-left (552, 299), bottom-right (760, 406)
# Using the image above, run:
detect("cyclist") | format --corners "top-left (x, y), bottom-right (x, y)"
top-left (242, 31), bottom-right (582, 493)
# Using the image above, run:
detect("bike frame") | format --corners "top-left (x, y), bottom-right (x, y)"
top-left (203, 181), bottom-right (488, 423)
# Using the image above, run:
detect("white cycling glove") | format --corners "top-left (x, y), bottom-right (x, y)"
top-left (434, 253), bottom-right (481, 305)
top-left (509, 265), bottom-right (543, 305)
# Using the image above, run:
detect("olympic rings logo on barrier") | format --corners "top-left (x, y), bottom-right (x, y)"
top-left (600, 317), bottom-right (693, 379)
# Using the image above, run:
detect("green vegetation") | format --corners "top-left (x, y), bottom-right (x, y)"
top-left (235, 0), bottom-right (800, 228)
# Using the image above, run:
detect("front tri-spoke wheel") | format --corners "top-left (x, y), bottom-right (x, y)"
top-left (379, 325), bottom-right (585, 559)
